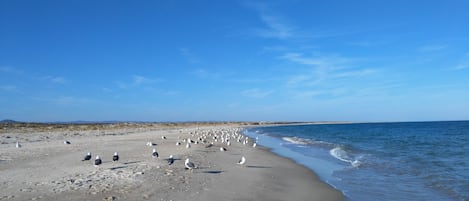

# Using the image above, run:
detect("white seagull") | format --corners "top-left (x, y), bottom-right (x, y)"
top-left (113, 152), bottom-right (119, 162)
top-left (184, 158), bottom-right (197, 171)
top-left (63, 140), bottom-right (71, 145)
top-left (166, 155), bottom-right (174, 165)
top-left (220, 147), bottom-right (226, 152)
top-left (82, 152), bottom-right (92, 161)
top-left (186, 143), bottom-right (191, 149)
top-left (94, 155), bottom-right (102, 167)
top-left (15, 141), bottom-right (21, 148)
top-left (152, 148), bottom-right (159, 158)
top-left (237, 156), bottom-right (246, 166)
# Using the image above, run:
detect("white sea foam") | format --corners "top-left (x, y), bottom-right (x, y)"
top-left (330, 147), bottom-right (361, 167)
top-left (282, 136), bottom-right (317, 145)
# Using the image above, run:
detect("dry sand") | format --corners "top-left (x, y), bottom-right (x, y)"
top-left (0, 123), bottom-right (344, 201)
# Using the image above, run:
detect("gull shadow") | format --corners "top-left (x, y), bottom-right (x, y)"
top-left (246, 165), bottom-right (272, 168)
top-left (201, 170), bottom-right (224, 174)
top-left (109, 166), bottom-right (127, 170)
top-left (123, 161), bottom-right (141, 165)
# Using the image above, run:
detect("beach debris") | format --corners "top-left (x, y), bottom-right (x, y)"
top-left (15, 141), bottom-right (21, 148)
top-left (82, 152), bottom-right (92, 161)
top-left (63, 140), bottom-right (71, 145)
top-left (184, 158), bottom-right (197, 171)
top-left (237, 156), bottom-right (246, 166)
top-left (113, 152), bottom-right (119, 162)
top-left (94, 155), bottom-right (102, 167)
top-left (152, 148), bottom-right (159, 158)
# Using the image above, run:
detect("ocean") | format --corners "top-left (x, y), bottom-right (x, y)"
top-left (244, 121), bottom-right (469, 201)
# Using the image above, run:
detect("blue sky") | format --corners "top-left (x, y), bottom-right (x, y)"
top-left (1, 0), bottom-right (468, 122)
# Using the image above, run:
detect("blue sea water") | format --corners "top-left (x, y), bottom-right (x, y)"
top-left (244, 121), bottom-right (469, 201)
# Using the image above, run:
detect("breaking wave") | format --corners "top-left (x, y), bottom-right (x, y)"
top-left (330, 147), bottom-right (362, 167)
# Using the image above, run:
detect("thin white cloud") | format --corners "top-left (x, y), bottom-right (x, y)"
top-left (42, 76), bottom-right (67, 84)
top-left (115, 75), bottom-right (160, 89)
top-left (256, 12), bottom-right (294, 39)
top-left (282, 52), bottom-right (350, 68)
top-left (102, 87), bottom-right (113, 93)
top-left (282, 52), bottom-right (378, 88)
top-left (334, 69), bottom-right (378, 78)
top-left (133, 75), bottom-right (154, 85)
top-left (33, 96), bottom-right (91, 106)
top-left (241, 88), bottom-right (274, 98)
top-left (191, 68), bottom-right (223, 79)
top-left (0, 85), bottom-right (17, 91)
top-left (453, 63), bottom-right (468, 70)
top-left (180, 48), bottom-right (200, 63)
top-left (418, 45), bottom-right (447, 52)
top-left (451, 53), bottom-right (469, 70)
top-left (0, 66), bottom-right (23, 74)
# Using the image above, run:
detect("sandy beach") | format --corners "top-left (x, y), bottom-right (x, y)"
top-left (0, 123), bottom-right (344, 201)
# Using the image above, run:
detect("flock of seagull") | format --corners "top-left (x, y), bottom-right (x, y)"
top-left (14, 127), bottom-right (255, 171)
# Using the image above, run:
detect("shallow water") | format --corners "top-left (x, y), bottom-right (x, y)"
top-left (245, 121), bottom-right (469, 201)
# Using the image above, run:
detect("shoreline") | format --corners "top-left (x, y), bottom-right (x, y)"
top-left (0, 123), bottom-right (344, 201)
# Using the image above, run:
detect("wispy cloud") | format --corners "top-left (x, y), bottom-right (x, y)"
top-left (256, 12), bottom-right (295, 39)
top-left (334, 69), bottom-right (378, 78)
top-left (282, 52), bottom-right (351, 68)
top-left (0, 85), bottom-right (17, 91)
top-left (116, 75), bottom-right (160, 89)
top-left (241, 88), bottom-right (274, 98)
top-left (418, 44), bottom-right (447, 52)
top-left (33, 96), bottom-right (91, 106)
top-left (347, 40), bottom-right (392, 47)
top-left (243, 1), bottom-right (297, 40)
top-left (451, 53), bottom-right (469, 70)
top-left (180, 48), bottom-right (200, 63)
top-left (41, 75), bottom-right (67, 84)
top-left (191, 68), bottom-right (224, 79)
top-left (133, 75), bottom-right (155, 85)
top-left (282, 52), bottom-right (351, 87)
top-left (282, 52), bottom-right (378, 88)
top-left (0, 66), bottom-right (23, 74)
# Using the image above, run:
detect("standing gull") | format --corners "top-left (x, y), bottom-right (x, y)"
top-left (94, 155), bottom-right (102, 167)
top-left (166, 155), bottom-right (174, 165)
top-left (184, 158), bottom-right (197, 171)
top-left (220, 147), bottom-right (226, 152)
top-left (152, 148), bottom-right (159, 158)
top-left (237, 156), bottom-right (246, 166)
top-left (82, 152), bottom-right (92, 161)
top-left (113, 152), bottom-right (119, 162)
top-left (15, 141), bottom-right (21, 148)
top-left (186, 143), bottom-right (191, 149)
